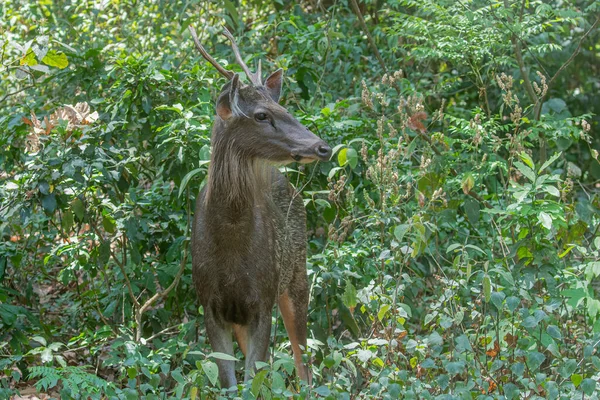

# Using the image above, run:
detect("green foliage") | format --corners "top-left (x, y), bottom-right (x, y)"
top-left (1, 0), bottom-right (600, 398)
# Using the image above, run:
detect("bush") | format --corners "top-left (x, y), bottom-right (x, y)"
top-left (1, 0), bottom-right (599, 398)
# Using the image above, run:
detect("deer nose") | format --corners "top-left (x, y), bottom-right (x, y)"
top-left (315, 143), bottom-right (332, 160)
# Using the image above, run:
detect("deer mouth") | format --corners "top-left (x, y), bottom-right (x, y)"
top-left (290, 153), bottom-right (327, 163)
top-left (290, 143), bottom-right (332, 163)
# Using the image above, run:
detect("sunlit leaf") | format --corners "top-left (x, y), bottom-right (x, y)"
top-left (42, 50), bottom-right (69, 69)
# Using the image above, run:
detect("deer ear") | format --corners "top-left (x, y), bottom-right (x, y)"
top-left (264, 68), bottom-right (283, 103)
top-left (217, 74), bottom-right (241, 120)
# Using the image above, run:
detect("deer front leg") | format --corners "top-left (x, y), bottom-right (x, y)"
top-left (278, 287), bottom-right (311, 383)
top-left (204, 310), bottom-right (237, 390)
top-left (243, 313), bottom-right (272, 383)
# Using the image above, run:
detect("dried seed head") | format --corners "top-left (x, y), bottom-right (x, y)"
top-left (582, 120), bottom-right (591, 133)
top-left (535, 71), bottom-right (548, 97)
top-left (377, 118), bottom-right (384, 140)
top-left (420, 155), bottom-right (431, 170)
top-left (387, 122), bottom-right (398, 138)
top-left (361, 141), bottom-right (369, 163)
top-left (361, 80), bottom-right (374, 109)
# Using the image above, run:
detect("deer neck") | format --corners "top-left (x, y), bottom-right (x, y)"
top-left (204, 133), bottom-right (271, 217)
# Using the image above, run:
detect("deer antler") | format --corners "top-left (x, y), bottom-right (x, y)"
top-left (189, 25), bottom-right (234, 80)
top-left (222, 27), bottom-right (262, 86)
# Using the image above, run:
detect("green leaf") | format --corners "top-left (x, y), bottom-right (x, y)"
top-left (490, 291), bottom-right (505, 310)
top-left (522, 316), bottom-right (538, 328)
top-left (271, 371), bottom-right (285, 391)
top-left (32, 336), bottom-right (47, 346)
top-left (42, 194), bottom-right (57, 213)
top-left (538, 212), bottom-right (553, 230)
top-left (330, 143), bottom-right (346, 157)
top-left (377, 304), bottom-right (391, 321)
top-left (570, 373), bottom-right (582, 387)
top-left (461, 173), bottom-right (474, 194)
top-left (71, 198), bottom-right (85, 221)
top-left (223, 0), bottom-right (240, 25)
top-left (464, 197), bottom-right (480, 224)
top-left (127, 367), bottom-right (137, 379)
top-left (346, 148), bottom-right (358, 168)
top-left (546, 325), bottom-right (562, 339)
top-left (199, 144), bottom-right (211, 160)
top-left (514, 161), bottom-right (535, 182)
top-left (455, 334), bottom-right (473, 353)
top-left (483, 274), bottom-right (491, 303)
top-left (201, 360), bottom-right (219, 386)
top-left (394, 224), bottom-right (409, 242)
top-left (465, 244), bottom-right (486, 255)
top-left (342, 280), bottom-right (358, 311)
top-left (179, 167), bottom-right (204, 198)
top-left (42, 50), bottom-right (69, 69)
top-left (98, 241), bottom-right (110, 266)
top-left (559, 359), bottom-right (578, 378)
top-left (503, 383), bottom-right (519, 400)
top-left (313, 386), bottom-right (331, 396)
top-left (538, 152), bottom-right (561, 173)
top-left (527, 351), bottom-right (545, 371)
top-left (446, 243), bottom-right (461, 253)
top-left (581, 378), bottom-right (597, 395)
top-left (445, 361), bottom-right (465, 375)
top-left (207, 352), bottom-right (238, 361)
top-left (519, 152), bottom-right (535, 169)
top-left (542, 185), bottom-right (560, 197)
top-left (20, 50), bottom-right (37, 66)
top-left (544, 98), bottom-right (567, 114)
top-left (251, 369), bottom-right (268, 397)
top-left (41, 348), bottom-right (53, 363)
top-left (102, 214), bottom-right (117, 234)
top-left (587, 298), bottom-right (600, 319)
top-left (338, 147), bottom-right (358, 168)
top-left (506, 296), bottom-right (520, 312)
top-left (61, 209), bottom-right (74, 232)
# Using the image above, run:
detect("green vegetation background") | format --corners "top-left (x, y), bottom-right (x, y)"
top-left (1, 0), bottom-right (600, 398)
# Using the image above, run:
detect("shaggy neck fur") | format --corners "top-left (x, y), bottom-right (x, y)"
top-left (205, 123), bottom-right (271, 212)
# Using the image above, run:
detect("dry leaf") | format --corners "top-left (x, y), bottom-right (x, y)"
top-left (486, 377), bottom-right (497, 393)
top-left (407, 111), bottom-right (427, 133)
top-left (486, 340), bottom-right (500, 357)
top-left (504, 333), bottom-right (517, 348)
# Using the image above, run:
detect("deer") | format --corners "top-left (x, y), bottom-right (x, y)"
top-left (187, 25), bottom-right (331, 390)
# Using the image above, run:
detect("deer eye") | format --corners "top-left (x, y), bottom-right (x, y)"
top-left (254, 112), bottom-right (268, 122)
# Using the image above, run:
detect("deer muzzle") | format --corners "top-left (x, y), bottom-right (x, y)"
top-left (291, 140), bottom-right (331, 163)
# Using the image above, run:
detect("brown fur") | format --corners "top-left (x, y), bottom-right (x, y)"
top-left (190, 63), bottom-right (330, 388)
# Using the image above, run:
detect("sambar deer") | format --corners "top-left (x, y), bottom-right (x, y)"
top-left (188, 25), bottom-right (331, 389)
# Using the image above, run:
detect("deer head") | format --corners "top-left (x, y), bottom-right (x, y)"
top-left (189, 26), bottom-right (331, 164)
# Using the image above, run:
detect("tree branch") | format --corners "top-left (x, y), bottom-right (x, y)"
top-left (135, 188), bottom-right (192, 342)
top-left (546, 16), bottom-right (600, 91)
top-left (349, 0), bottom-right (387, 72)
top-left (90, 222), bottom-right (140, 308)
top-left (417, 127), bottom-right (493, 209)
top-left (0, 85), bottom-right (35, 104)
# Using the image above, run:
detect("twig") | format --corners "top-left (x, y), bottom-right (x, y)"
top-left (0, 85), bottom-right (35, 104)
top-left (90, 222), bottom-right (140, 308)
top-left (144, 324), bottom-right (182, 342)
top-left (544, 16), bottom-right (600, 100)
top-left (135, 187), bottom-right (192, 342)
top-left (135, 240), bottom-right (188, 340)
top-left (502, 0), bottom-right (537, 106)
top-left (416, 127), bottom-right (493, 208)
top-left (349, 0), bottom-right (387, 72)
